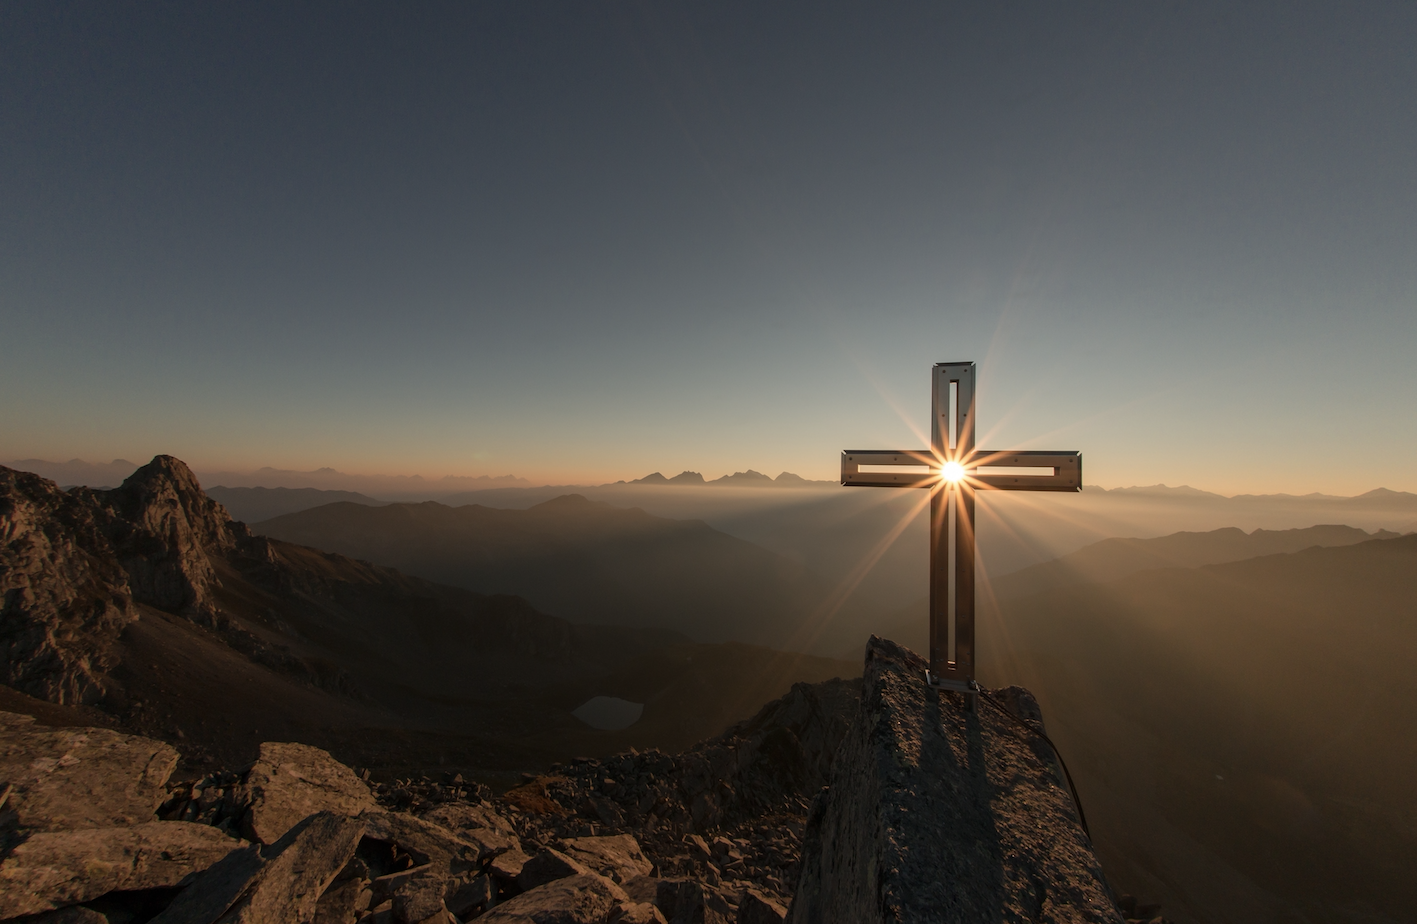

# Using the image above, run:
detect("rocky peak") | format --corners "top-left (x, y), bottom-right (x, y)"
top-left (0, 456), bottom-right (249, 703)
top-left (788, 637), bottom-right (1120, 923)
top-left (106, 455), bottom-right (237, 554)
top-left (94, 455), bottom-right (243, 619)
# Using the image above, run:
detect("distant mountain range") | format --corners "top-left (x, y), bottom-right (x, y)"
top-left (205, 485), bottom-right (385, 523)
top-left (990, 523), bottom-right (1401, 599)
top-left (3, 458), bottom-right (529, 495)
top-left (252, 495), bottom-right (827, 647)
top-left (624, 469), bottom-right (827, 487)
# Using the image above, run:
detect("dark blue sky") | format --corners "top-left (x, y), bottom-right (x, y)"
top-left (3, 2), bottom-right (1414, 491)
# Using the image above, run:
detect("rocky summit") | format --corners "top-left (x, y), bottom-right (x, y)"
top-left (0, 647), bottom-right (1162, 924)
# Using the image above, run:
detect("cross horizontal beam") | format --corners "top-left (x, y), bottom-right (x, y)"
top-left (840, 450), bottom-right (1082, 491)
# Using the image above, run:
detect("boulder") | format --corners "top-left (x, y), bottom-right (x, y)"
top-left (621, 875), bottom-right (660, 904)
top-left (517, 848), bottom-right (590, 891)
top-left (392, 877), bottom-right (450, 924)
top-left (361, 810), bottom-right (488, 872)
top-left (312, 876), bottom-right (371, 924)
top-left (148, 846), bottom-right (266, 924)
top-left (478, 873), bottom-right (629, 924)
top-left (444, 873), bottom-right (496, 918)
top-left (0, 821), bottom-right (247, 917)
top-left (558, 834), bottom-right (653, 884)
top-left (420, 802), bottom-right (517, 837)
top-left (237, 741), bottom-right (377, 844)
top-left (0, 468), bottom-right (137, 704)
top-left (737, 890), bottom-right (786, 924)
top-left (219, 811), bottom-right (367, 924)
top-left (0, 717), bottom-right (179, 830)
top-left (489, 847), bottom-right (531, 882)
top-left (786, 637), bottom-right (1122, 924)
top-left (655, 880), bottom-right (728, 924)
top-left (608, 902), bottom-right (669, 924)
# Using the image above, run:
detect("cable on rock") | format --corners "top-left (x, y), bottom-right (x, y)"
top-left (971, 683), bottom-right (1091, 841)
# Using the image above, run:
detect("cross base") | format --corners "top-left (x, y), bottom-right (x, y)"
top-left (924, 670), bottom-right (979, 712)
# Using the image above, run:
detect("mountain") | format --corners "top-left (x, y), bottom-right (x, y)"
top-left (7, 457), bottom-right (141, 487)
top-left (0, 457), bottom-right (856, 776)
top-left (205, 485), bottom-right (384, 523)
top-left (980, 536), bottom-right (1417, 924)
top-left (625, 470), bottom-right (824, 487)
top-left (991, 524), bottom-right (1399, 599)
top-left (251, 495), bottom-right (827, 647)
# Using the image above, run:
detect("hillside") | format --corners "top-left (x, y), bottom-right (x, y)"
top-left (980, 535), bottom-right (1417, 924)
top-left (0, 457), bottom-right (857, 778)
top-left (991, 523), bottom-right (1399, 598)
top-left (204, 485), bottom-right (384, 522)
top-left (252, 495), bottom-right (827, 648)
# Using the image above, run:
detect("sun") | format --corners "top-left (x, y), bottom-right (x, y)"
top-left (941, 460), bottom-right (966, 482)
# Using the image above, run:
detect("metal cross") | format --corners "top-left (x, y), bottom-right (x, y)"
top-left (841, 361), bottom-right (1081, 699)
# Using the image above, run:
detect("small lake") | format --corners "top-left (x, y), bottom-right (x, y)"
top-left (572, 696), bottom-right (644, 730)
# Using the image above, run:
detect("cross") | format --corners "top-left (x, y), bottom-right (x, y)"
top-left (841, 361), bottom-right (1081, 701)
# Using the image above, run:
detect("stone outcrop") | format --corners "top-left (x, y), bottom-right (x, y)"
top-left (786, 637), bottom-right (1121, 924)
top-left (236, 741), bottom-right (379, 845)
top-left (0, 657), bottom-right (1171, 924)
top-left (558, 835), bottom-right (653, 884)
top-left (478, 872), bottom-right (629, 924)
top-left (92, 455), bottom-right (239, 620)
top-left (0, 456), bottom-right (248, 703)
top-left (0, 469), bottom-right (137, 703)
top-left (0, 821), bottom-right (247, 917)
top-left (500, 676), bottom-right (859, 916)
top-left (218, 812), bottom-right (368, 924)
top-left (0, 712), bottom-right (179, 830)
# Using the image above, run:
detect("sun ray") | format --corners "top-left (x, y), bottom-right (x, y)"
top-left (781, 485), bottom-right (935, 655)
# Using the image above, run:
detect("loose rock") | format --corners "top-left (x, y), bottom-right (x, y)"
top-left (558, 834), bottom-right (653, 884)
top-left (237, 741), bottom-right (377, 845)
top-left (0, 716), bottom-right (179, 830)
top-left (478, 872), bottom-right (629, 924)
top-left (0, 820), bottom-right (246, 917)
top-left (221, 811), bottom-right (367, 924)
top-left (517, 848), bottom-right (590, 891)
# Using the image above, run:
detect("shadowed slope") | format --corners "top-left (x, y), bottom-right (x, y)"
top-left (982, 535), bottom-right (1417, 924)
top-left (991, 523), bottom-right (1399, 599)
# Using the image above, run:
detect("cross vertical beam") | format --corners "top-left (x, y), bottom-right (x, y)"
top-left (930, 362), bottom-right (977, 692)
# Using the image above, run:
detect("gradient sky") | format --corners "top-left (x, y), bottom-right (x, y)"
top-left (3, 2), bottom-right (1415, 493)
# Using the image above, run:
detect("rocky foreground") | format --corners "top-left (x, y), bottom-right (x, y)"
top-left (0, 637), bottom-right (1170, 924)
top-left (0, 674), bottom-right (842, 924)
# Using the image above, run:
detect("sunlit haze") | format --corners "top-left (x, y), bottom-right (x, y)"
top-left (3, 3), bottom-right (1415, 495)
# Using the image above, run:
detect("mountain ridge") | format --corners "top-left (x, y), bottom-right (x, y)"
top-left (0, 456), bottom-right (857, 774)
top-left (251, 496), bottom-right (828, 647)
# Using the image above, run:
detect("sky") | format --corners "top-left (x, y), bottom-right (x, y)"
top-left (2, 1), bottom-right (1415, 494)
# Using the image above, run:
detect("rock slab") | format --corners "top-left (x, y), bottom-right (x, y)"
top-left (786, 636), bottom-right (1122, 924)
top-left (0, 715), bottom-right (179, 830)
top-left (0, 821), bottom-right (246, 917)
top-left (237, 741), bottom-right (377, 845)
top-left (479, 872), bottom-right (629, 924)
